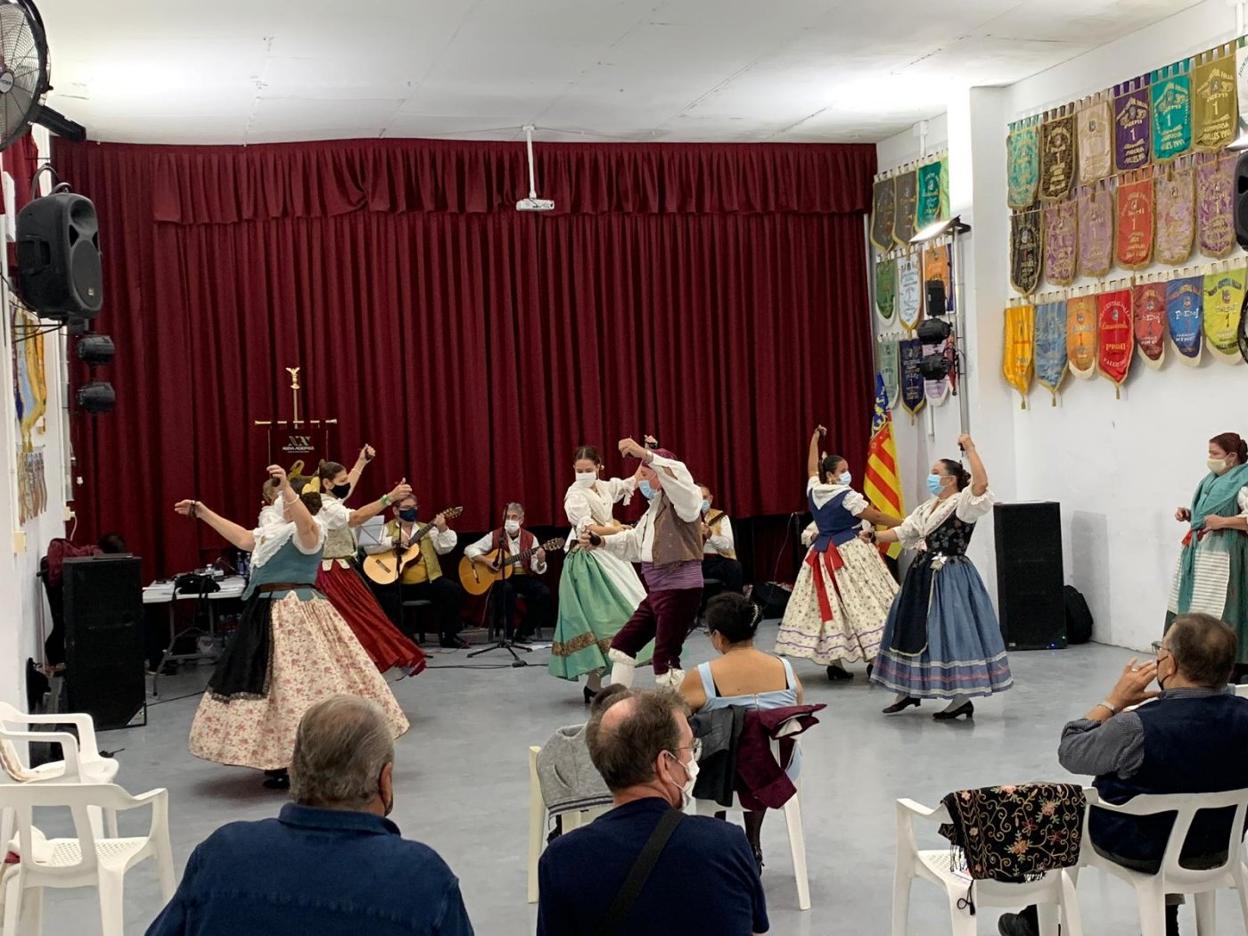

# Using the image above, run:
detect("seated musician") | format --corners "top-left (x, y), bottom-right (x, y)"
top-left (699, 483), bottom-right (744, 594)
top-left (378, 494), bottom-right (466, 649)
top-left (463, 502), bottom-right (553, 642)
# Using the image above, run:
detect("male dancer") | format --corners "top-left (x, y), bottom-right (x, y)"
top-left (582, 437), bottom-right (704, 688)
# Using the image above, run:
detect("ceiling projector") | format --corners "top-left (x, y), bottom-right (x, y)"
top-left (516, 196), bottom-right (555, 212)
top-left (516, 125), bottom-right (555, 213)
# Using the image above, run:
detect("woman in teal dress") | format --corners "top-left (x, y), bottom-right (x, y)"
top-left (177, 465), bottom-right (408, 788)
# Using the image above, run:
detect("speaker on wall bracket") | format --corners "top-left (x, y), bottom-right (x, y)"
top-left (16, 184), bottom-right (103, 322)
top-left (994, 501), bottom-right (1066, 651)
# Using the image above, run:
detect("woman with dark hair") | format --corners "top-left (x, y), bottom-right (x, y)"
top-left (1167, 431), bottom-right (1248, 670)
top-left (177, 466), bottom-right (408, 788)
top-left (867, 434), bottom-right (1012, 719)
top-left (312, 452), bottom-right (426, 675)
top-left (775, 425), bottom-right (902, 680)
top-left (680, 592), bottom-right (804, 868)
top-left (549, 444), bottom-right (649, 699)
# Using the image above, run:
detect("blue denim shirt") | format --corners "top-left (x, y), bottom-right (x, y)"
top-left (146, 804), bottom-right (473, 936)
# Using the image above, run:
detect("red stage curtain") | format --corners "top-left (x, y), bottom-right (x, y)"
top-left (54, 138), bottom-right (876, 575)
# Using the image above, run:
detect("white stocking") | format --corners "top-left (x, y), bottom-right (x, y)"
top-left (585, 672), bottom-right (602, 692)
top-left (607, 649), bottom-right (636, 688)
top-left (941, 694), bottom-right (971, 713)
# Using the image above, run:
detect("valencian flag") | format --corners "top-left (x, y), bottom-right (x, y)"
top-left (865, 374), bottom-right (905, 560)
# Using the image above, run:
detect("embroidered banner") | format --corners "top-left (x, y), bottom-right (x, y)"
top-left (1097, 289), bottom-right (1134, 395)
top-left (1196, 150), bottom-right (1236, 259)
top-left (1151, 63), bottom-right (1192, 161)
top-left (1002, 304), bottom-right (1034, 409)
top-left (1192, 48), bottom-right (1237, 151)
top-left (1237, 38), bottom-right (1248, 138)
top-left (878, 338), bottom-right (901, 408)
top-left (916, 159), bottom-right (948, 230)
top-left (1042, 198), bottom-right (1078, 286)
top-left (1034, 300), bottom-right (1068, 403)
top-left (1113, 76), bottom-right (1152, 173)
top-left (1066, 295), bottom-right (1099, 379)
top-left (897, 252), bottom-right (922, 333)
top-left (1077, 183), bottom-right (1114, 279)
top-left (893, 170), bottom-right (918, 246)
top-left (1040, 110), bottom-right (1077, 201)
top-left (1132, 281), bottom-right (1168, 368)
top-left (1202, 267), bottom-right (1246, 364)
top-left (1154, 159), bottom-right (1195, 266)
top-left (922, 243), bottom-right (952, 314)
top-left (1077, 96), bottom-right (1113, 184)
top-left (899, 337), bottom-right (926, 418)
top-left (1007, 121), bottom-right (1040, 209)
top-left (1010, 208), bottom-right (1042, 295)
top-left (875, 259), bottom-right (897, 320)
top-left (870, 177), bottom-right (896, 251)
top-left (1165, 275), bottom-right (1204, 365)
top-left (1115, 172), bottom-right (1154, 269)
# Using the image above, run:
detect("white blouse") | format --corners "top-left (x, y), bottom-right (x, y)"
top-left (806, 476), bottom-right (868, 515)
top-left (249, 515), bottom-right (327, 569)
top-left (894, 487), bottom-right (995, 551)
top-left (563, 477), bottom-right (636, 533)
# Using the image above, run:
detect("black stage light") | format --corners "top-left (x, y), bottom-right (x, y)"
top-left (916, 318), bottom-right (952, 344)
top-left (77, 381), bottom-right (115, 413)
top-left (76, 334), bottom-right (115, 366)
top-left (919, 354), bottom-right (949, 381)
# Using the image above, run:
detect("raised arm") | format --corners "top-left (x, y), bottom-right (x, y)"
top-left (347, 479), bottom-right (412, 528)
top-left (344, 443), bottom-right (375, 496)
top-left (959, 434), bottom-right (989, 497)
top-left (268, 465), bottom-right (321, 550)
top-left (174, 500), bottom-right (256, 552)
top-left (807, 425), bottom-right (826, 479)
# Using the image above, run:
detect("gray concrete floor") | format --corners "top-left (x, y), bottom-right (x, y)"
top-left (21, 630), bottom-right (1248, 935)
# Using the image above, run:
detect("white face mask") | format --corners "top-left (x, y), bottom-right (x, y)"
top-left (574, 471), bottom-right (597, 488)
top-left (1208, 457), bottom-right (1229, 476)
top-left (504, 519), bottom-right (520, 535)
top-left (838, 471), bottom-right (852, 486)
top-left (666, 750), bottom-right (699, 808)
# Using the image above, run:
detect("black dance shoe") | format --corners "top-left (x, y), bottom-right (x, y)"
top-left (826, 664), bottom-right (854, 681)
top-left (933, 701), bottom-right (975, 721)
top-left (583, 686), bottom-right (597, 705)
top-left (881, 696), bottom-right (921, 714)
top-left (262, 769), bottom-right (290, 790)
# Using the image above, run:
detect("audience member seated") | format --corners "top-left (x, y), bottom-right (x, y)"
top-left (146, 695), bottom-right (473, 936)
top-left (998, 613), bottom-right (1248, 936)
top-left (699, 484), bottom-right (744, 594)
top-left (679, 593), bottom-right (804, 867)
top-left (537, 685), bottom-right (768, 936)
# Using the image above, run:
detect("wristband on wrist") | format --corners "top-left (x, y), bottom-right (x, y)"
top-left (381, 494), bottom-right (391, 507)
top-left (1095, 700), bottom-right (1119, 715)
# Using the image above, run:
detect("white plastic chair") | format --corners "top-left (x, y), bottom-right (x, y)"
top-left (527, 746), bottom-right (611, 903)
top-left (1233, 684), bottom-right (1248, 699)
top-left (892, 795), bottom-right (1085, 936)
top-left (1081, 787), bottom-right (1248, 936)
top-left (691, 729), bottom-right (811, 911)
top-left (0, 782), bottom-right (175, 936)
top-left (0, 702), bottom-right (121, 845)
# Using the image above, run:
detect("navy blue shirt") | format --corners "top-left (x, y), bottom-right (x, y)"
top-left (146, 804), bottom-right (473, 936)
top-left (537, 797), bottom-right (768, 936)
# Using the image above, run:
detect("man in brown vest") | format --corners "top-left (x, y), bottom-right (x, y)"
top-left (582, 438), bottom-right (705, 689)
top-left (464, 502), bottom-right (552, 641)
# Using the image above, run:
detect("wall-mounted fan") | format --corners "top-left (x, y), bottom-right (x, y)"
top-left (0, 0), bottom-right (85, 152)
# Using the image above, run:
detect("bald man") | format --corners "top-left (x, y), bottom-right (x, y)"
top-left (537, 686), bottom-right (768, 936)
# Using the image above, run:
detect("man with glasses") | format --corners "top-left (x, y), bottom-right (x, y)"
top-left (537, 685), bottom-right (768, 936)
top-left (998, 613), bottom-right (1248, 936)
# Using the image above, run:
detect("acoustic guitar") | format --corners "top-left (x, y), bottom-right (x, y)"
top-left (361, 506), bottom-right (464, 585)
top-left (458, 537), bottom-right (564, 597)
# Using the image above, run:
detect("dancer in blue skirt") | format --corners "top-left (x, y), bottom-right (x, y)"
top-left (866, 434), bottom-right (1012, 719)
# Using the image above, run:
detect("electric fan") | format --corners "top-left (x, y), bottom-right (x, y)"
top-left (0, 0), bottom-right (84, 152)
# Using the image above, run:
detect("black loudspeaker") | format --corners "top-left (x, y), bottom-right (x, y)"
top-left (925, 278), bottom-right (947, 315)
top-left (63, 555), bottom-right (146, 730)
top-left (1235, 151), bottom-right (1248, 251)
top-left (16, 191), bottom-right (103, 320)
top-left (994, 502), bottom-right (1066, 651)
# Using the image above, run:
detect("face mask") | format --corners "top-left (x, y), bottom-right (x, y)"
top-left (666, 751), bottom-right (699, 809)
top-left (639, 480), bottom-right (659, 501)
top-left (504, 519), bottom-right (521, 535)
top-left (838, 471), bottom-right (852, 486)
top-left (701, 499), bottom-right (711, 514)
top-left (398, 507), bottom-right (418, 523)
top-left (574, 471), bottom-right (597, 488)
top-left (331, 482), bottom-right (351, 500)
top-left (1208, 457), bottom-right (1229, 476)
top-left (927, 473), bottom-right (944, 497)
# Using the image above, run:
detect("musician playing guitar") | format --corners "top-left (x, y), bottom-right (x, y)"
top-left (376, 494), bottom-right (466, 649)
top-left (462, 502), bottom-right (554, 641)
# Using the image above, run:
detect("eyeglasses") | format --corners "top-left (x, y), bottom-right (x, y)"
top-left (669, 739), bottom-right (703, 763)
top-left (1150, 640), bottom-right (1170, 660)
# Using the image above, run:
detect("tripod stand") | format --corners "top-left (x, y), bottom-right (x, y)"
top-left (466, 574), bottom-right (532, 667)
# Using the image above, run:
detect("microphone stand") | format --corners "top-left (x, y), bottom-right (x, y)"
top-left (467, 528), bottom-right (532, 667)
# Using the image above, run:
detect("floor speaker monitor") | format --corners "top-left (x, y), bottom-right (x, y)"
top-left (994, 501), bottom-right (1066, 651)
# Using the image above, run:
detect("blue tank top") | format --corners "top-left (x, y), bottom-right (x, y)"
top-left (809, 488), bottom-right (859, 552)
top-left (243, 534), bottom-right (323, 601)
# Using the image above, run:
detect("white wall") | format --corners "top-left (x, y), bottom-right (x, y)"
top-left (0, 126), bottom-right (69, 710)
top-left (874, 0), bottom-right (1246, 652)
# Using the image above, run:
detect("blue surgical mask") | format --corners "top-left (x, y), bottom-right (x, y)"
top-left (639, 480), bottom-right (658, 501)
top-left (926, 474), bottom-right (944, 497)
top-left (701, 499), bottom-right (711, 514)
top-left (398, 507), bottom-right (418, 522)
top-left (838, 471), bottom-right (852, 486)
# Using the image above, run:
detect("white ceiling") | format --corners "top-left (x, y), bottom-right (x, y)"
top-left (40, 0), bottom-right (1202, 145)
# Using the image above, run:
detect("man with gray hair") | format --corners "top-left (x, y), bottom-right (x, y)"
top-left (463, 501), bottom-right (552, 640)
top-left (147, 695), bottom-right (473, 936)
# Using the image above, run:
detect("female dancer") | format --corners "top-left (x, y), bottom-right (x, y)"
top-left (312, 453), bottom-right (426, 675)
top-left (1168, 431), bottom-right (1248, 676)
top-left (178, 465), bottom-right (408, 787)
top-left (549, 444), bottom-right (649, 701)
top-left (775, 425), bottom-right (902, 680)
top-left (868, 434), bottom-right (1012, 719)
